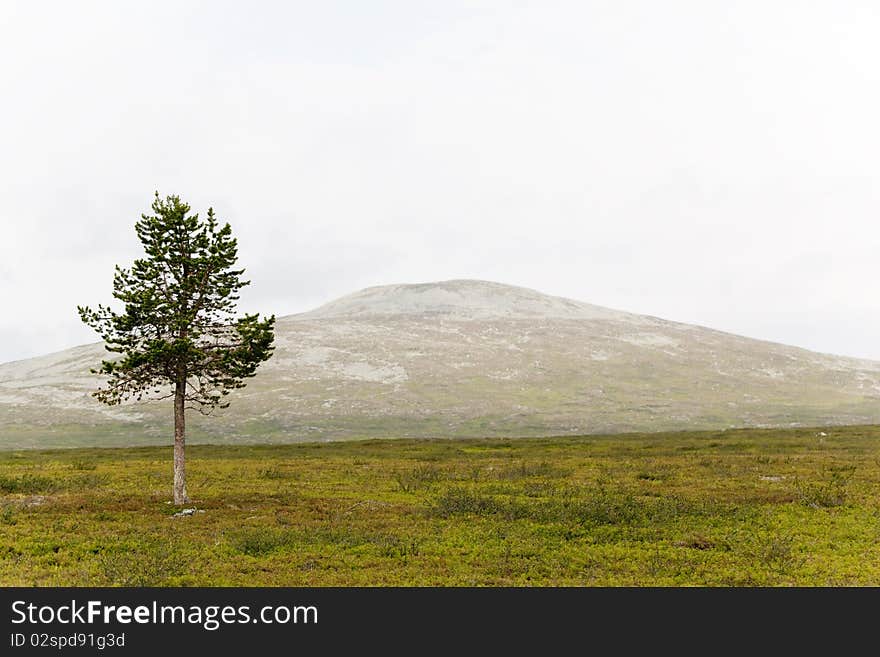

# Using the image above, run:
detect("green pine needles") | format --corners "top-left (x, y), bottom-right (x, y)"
top-left (78, 193), bottom-right (275, 503)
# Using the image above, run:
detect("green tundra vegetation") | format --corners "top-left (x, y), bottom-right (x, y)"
top-left (1, 425), bottom-right (879, 586)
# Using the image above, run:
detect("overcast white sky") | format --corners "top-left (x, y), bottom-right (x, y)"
top-left (2, 1), bottom-right (880, 363)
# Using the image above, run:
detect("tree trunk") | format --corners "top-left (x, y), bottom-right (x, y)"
top-left (173, 378), bottom-right (189, 505)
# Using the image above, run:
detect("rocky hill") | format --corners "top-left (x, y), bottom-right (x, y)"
top-left (2, 280), bottom-right (879, 448)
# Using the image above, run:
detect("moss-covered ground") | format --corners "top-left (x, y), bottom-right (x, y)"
top-left (1, 425), bottom-right (879, 585)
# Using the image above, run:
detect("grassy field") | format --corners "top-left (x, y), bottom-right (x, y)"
top-left (1, 425), bottom-right (879, 586)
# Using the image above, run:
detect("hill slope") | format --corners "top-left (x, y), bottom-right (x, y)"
top-left (2, 280), bottom-right (880, 447)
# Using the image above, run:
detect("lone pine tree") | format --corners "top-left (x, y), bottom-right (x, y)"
top-left (79, 193), bottom-right (275, 504)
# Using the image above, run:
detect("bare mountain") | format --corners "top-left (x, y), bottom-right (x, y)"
top-left (2, 279), bottom-right (880, 448)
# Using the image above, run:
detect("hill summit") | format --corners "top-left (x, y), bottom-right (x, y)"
top-left (303, 279), bottom-right (631, 321)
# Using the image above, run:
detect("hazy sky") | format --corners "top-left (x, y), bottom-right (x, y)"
top-left (3, 1), bottom-right (880, 363)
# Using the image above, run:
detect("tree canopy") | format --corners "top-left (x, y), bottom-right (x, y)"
top-left (79, 193), bottom-right (275, 411)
